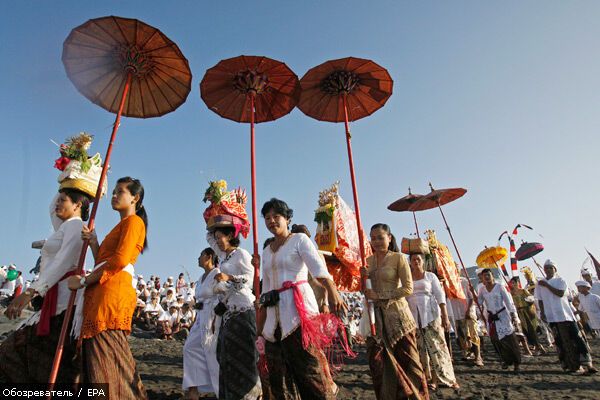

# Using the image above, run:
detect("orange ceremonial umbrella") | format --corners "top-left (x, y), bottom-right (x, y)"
top-left (49, 15), bottom-right (191, 392)
top-left (387, 188), bottom-right (425, 237)
top-left (298, 57), bottom-right (393, 335)
top-left (200, 55), bottom-right (301, 300)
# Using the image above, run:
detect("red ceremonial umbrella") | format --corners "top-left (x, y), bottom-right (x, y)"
top-left (298, 57), bottom-right (393, 336)
top-left (387, 188), bottom-right (425, 237)
top-left (49, 16), bottom-right (191, 392)
top-left (200, 55), bottom-right (301, 300)
top-left (410, 184), bottom-right (486, 321)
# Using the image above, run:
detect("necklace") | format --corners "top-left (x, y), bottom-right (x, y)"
top-left (270, 233), bottom-right (293, 253)
top-left (223, 248), bottom-right (237, 263)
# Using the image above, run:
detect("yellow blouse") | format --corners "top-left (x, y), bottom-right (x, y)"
top-left (367, 251), bottom-right (416, 346)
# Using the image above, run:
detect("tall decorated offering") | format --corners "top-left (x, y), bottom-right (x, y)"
top-left (425, 230), bottom-right (466, 301)
top-left (203, 180), bottom-right (250, 238)
top-left (54, 132), bottom-right (107, 199)
top-left (314, 182), bottom-right (372, 292)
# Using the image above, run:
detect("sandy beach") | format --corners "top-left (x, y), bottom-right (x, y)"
top-left (128, 333), bottom-right (600, 400)
top-left (2, 312), bottom-right (599, 399)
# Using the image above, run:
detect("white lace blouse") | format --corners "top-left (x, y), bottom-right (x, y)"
top-left (261, 233), bottom-right (332, 342)
top-left (206, 232), bottom-right (255, 311)
top-left (407, 271), bottom-right (446, 328)
top-left (478, 283), bottom-right (516, 340)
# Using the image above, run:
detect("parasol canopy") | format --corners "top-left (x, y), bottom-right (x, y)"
top-left (515, 242), bottom-right (544, 261)
top-left (199, 55), bottom-right (301, 312)
top-left (298, 57), bottom-right (393, 337)
top-left (200, 55), bottom-right (300, 123)
top-left (410, 185), bottom-right (467, 211)
top-left (387, 188), bottom-right (424, 211)
top-left (476, 246), bottom-right (508, 269)
top-left (50, 16), bottom-right (192, 391)
top-left (63, 16), bottom-right (192, 118)
top-left (298, 57), bottom-right (393, 122)
top-left (388, 188), bottom-right (425, 237)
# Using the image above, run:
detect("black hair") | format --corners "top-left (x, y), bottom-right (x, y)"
top-left (291, 224), bottom-right (311, 237)
top-left (261, 198), bottom-right (293, 220)
top-left (370, 223), bottom-right (399, 252)
top-left (59, 188), bottom-right (91, 221)
top-left (200, 247), bottom-right (218, 266)
top-left (213, 226), bottom-right (241, 247)
top-left (116, 177), bottom-right (148, 251)
top-left (481, 268), bottom-right (493, 275)
top-left (263, 237), bottom-right (275, 249)
top-left (178, 273), bottom-right (184, 278)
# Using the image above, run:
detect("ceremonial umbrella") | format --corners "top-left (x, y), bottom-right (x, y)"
top-left (200, 55), bottom-right (301, 300)
top-left (515, 242), bottom-right (544, 261)
top-left (476, 246), bottom-right (509, 284)
top-left (49, 15), bottom-right (191, 390)
top-left (410, 184), bottom-right (486, 320)
top-left (387, 188), bottom-right (425, 237)
top-left (298, 57), bottom-right (393, 335)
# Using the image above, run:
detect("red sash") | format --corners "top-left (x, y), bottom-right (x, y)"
top-left (36, 271), bottom-right (76, 336)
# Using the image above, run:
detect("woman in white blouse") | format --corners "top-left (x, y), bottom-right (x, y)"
top-left (478, 268), bottom-right (521, 371)
top-left (0, 189), bottom-right (91, 383)
top-left (406, 251), bottom-right (459, 391)
top-left (206, 227), bottom-right (262, 399)
top-left (183, 247), bottom-right (221, 400)
top-left (257, 198), bottom-right (345, 399)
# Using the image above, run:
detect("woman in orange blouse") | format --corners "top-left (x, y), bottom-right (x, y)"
top-left (68, 177), bottom-right (148, 400)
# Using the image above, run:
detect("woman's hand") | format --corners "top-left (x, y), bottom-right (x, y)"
top-left (321, 304), bottom-right (330, 314)
top-left (251, 254), bottom-right (260, 270)
top-left (441, 316), bottom-right (451, 332)
top-left (214, 273), bottom-right (230, 282)
top-left (81, 225), bottom-right (98, 245)
top-left (67, 275), bottom-right (83, 290)
top-left (364, 288), bottom-right (379, 301)
top-left (4, 292), bottom-right (33, 320)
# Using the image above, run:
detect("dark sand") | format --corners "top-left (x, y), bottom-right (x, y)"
top-left (1, 313), bottom-right (598, 399)
top-left (129, 334), bottom-right (600, 400)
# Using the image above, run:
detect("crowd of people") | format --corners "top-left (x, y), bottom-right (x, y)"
top-left (0, 180), bottom-right (600, 400)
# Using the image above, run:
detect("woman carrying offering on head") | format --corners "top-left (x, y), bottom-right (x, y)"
top-left (405, 238), bottom-right (459, 391)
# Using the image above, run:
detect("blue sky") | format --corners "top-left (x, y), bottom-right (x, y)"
top-left (1, 1), bottom-right (599, 286)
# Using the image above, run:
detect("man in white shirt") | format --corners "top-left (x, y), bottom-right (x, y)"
top-left (143, 295), bottom-right (165, 329)
top-left (575, 280), bottom-right (600, 337)
top-left (535, 260), bottom-right (597, 374)
top-left (581, 268), bottom-right (600, 297)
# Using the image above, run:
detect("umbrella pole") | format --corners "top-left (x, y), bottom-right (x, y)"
top-left (249, 93), bottom-right (260, 302)
top-left (531, 256), bottom-right (545, 276)
top-left (493, 260), bottom-right (510, 285)
top-left (342, 94), bottom-right (375, 335)
top-left (436, 203), bottom-right (487, 324)
top-left (412, 211), bottom-right (420, 238)
top-left (47, 71), bottom-right (133, 395)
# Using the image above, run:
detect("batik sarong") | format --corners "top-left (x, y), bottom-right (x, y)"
top-left (265, 325), bottom-right (336, 400)
top-left (0, 311), bottom-right (79, 383)
top-left (217, 309), bottom-right (261, 399)
top-left (82, 329), bottom-right (147, 400)
top-left (415, 319), bottom-right (457, 387)
top-left (367, 330), bottom-right (429, 400)
top-left (549, 321), bottom-right (592, 371)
